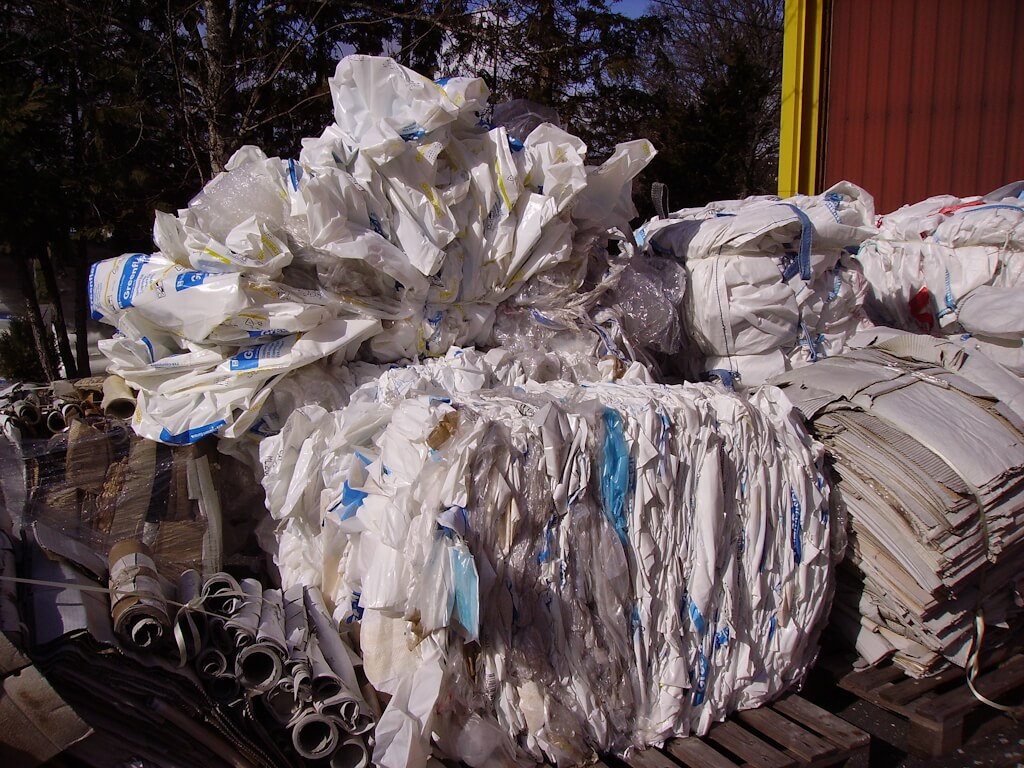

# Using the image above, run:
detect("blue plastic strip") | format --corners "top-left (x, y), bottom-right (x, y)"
top-left (953, 203), bottom-right (1023, 216)
top-left (450, 543), bottom-right (480, 641)
top-left (688, 599), bottom-right (706, 635)
top-left (692, 649), bottom-right (709, 705)
top-left (777, 203), bottom-right (814, 280)
top-left (288, 158), bottom-right (299, 191)
top-left (705, 369), bottom-right (739, 390)
top-left (789, 487), bottom-right (802, 565)
top-left (330, 481), bottom-right (368, 521)
top-left (159, 419), bottom-right (227, 445)
top-left (943, 268), bottom-right (957, 313)
top-left (600, 408), bottom-right (630, 546)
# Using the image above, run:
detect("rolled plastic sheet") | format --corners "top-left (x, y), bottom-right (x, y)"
top-left (45, 408), bottom-right (67, 434)
top-left (101, 374), bottom-right (137, 420)
top-left (283, 584), bottom-right (310, 657)
top-left (225, 577), bottom-right (263, 648)
top-left (283, 584), bottom-right (313, 698)
top-left (264, 677), bottom-right (303, 725)
top-left (304, 587), bottom-right (374, 734)
top-left (235, 642), bottom-right (284, 694)
top-left (196, 647), bottom-right (230, 679)
top-left (256, 588), bottom-right (288, 655)
top-left (307, 636), bottom-right (365, 735)
top-left (234, 589), bottom-right (287, 693)
top-left (107, 539), bottom-right (170, 651)
top-left (331, 736), bottom-right (370, 768)
top-left (60, 402), bottom-right (84, 424)
top-left (201, 572), bottom-right (244, 616)
top-left (174, 568), bottom-right (205, 662)
top-left (12, 399), bottom-right (40, 426)
top-left (291, 708), bottom-right (341, 761)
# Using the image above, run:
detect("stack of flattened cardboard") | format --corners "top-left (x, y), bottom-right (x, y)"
top-left (772, 329), bottom-right (1024, 676)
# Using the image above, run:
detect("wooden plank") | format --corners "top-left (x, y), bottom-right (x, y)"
top-left (838, 663), bottom-right (906, 695)
top-left (624, 748), bottom-right (679, 768)
top-left (736, 708), bottom-right (837, 763)
top-left (905, 716), bottom-right (964, 759)
top-left (663, 737), bottom-right (738, 768)
top-left (913, 653), bottom-right (1024, 724)
top-left (771, 695), bottom-right (870, 751)
top-left (707, 721), bottom-right (796, 768)
top-left (879, 665), bottom-right (961, 705)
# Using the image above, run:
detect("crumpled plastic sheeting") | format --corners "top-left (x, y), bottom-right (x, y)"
top-left (856, 185), bottom-right (1024, 374)
top-left (636, 181), bottom-right (877, 387)
top-left (259, 350), bottom-right (838, 766)
top-left (89, 54), bottom-right (656, 445)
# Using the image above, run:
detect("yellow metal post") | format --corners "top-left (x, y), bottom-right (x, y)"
top-left (778, 0), bottom-right (826, 197)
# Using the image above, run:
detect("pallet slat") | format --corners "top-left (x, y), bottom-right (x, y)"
top-left (663, 736), bottom-right (738, 768)
top-left (706, 721), bottom-right (796, 768)
top-left (624, 747), bottom-right (679, 768)
top-left (772, 695), bottom-right (870, 752)
top-left (877, 665), bottom-right (961, 705)
top-left (610, 692), bottom-right (869, 768)
top-left (914, 652), bottom-right (1024, 723)
top-left (736, 708), bottom-right (837, 763)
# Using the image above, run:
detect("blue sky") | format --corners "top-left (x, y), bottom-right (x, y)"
top-left (611, 0), bottom-right (652, 18)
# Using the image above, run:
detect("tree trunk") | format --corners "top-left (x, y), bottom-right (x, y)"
top-left (203, 0), bottom-right (233, 173)
top-left (39, 243), bottom-right (77, 379)
top-left (74, 239), bottom-right (91, 377)
top-left (15, 257), bottom-right (58, 383)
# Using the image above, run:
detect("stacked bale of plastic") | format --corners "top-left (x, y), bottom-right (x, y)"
top-left (259, 348), bottom-right (842, 767)
top-left (636, 182), bottom-right (877, 387)
top-left (856, 181), bottom-right (1024, 374)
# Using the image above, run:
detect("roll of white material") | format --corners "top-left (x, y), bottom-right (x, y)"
top-left (101, 375), bottom-right (136, 420)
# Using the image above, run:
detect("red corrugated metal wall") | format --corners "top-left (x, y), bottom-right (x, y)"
top-left (823, 0), bottom-right (1024, 215)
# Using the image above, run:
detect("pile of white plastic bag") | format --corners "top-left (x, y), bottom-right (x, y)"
top-left (89, 54), bottom-right (656, 445)
top-left (856, 181), bottom-right (1024, 374)
top-left (259, 348), bottom-right (839, 766)
top-left (634, 182), bottom-right (877, 387)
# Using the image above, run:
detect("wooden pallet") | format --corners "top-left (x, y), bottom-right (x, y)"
top-left (616, 694), bottom-right (869, 768)
top-left (836, 649), bottom-right (1024, 757)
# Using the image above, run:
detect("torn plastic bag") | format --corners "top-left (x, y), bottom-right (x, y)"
top-left (329, 55), bottom-right (485, 164)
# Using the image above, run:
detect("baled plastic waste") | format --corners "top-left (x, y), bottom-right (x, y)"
top-left (856, 185), bottom-right (1024, 374)
top-left (636, 182), bottom-right (877, 387)
top-left (90, 54), bottom-right (656, 445)
top-left (772, 329), bottom-right (1024, 676)
top-left (259, 349), bottom-right (841, 766)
